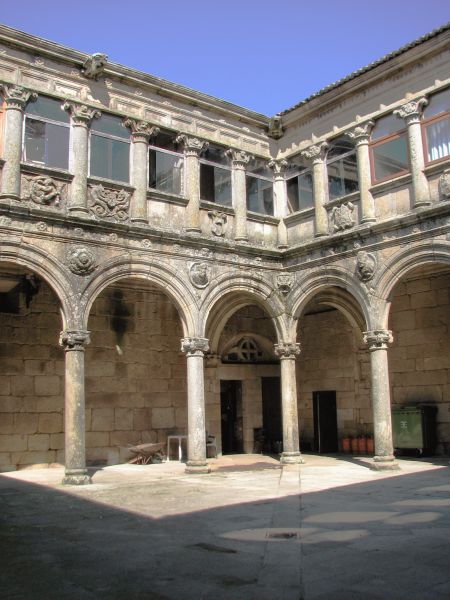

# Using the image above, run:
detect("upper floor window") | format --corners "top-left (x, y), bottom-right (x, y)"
top-left (246, 159), bottom-right (274, 215)
top-left (327, 136), bottom-right (358, 199)
top-left (286, 155), bottom-right (313, 213)
top-left (23, 96), bottom-right (70, 170)
top-left (149, 131), bottom-right (184, 195)
top-left (370, 113), bottom-right (409, 184)
top-left (200, 144), bottom-right (232, 206)
top-left (90, 114), bottom-right (130, 183)
top-left (422, 87), bottom-right (450, 164)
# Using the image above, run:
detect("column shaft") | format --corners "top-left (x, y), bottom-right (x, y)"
top-left (130, 138), bottom-right (149, 223)
top-left (185, 152), bottom-right (201, 231)
top-left (233, 165), bottom-right (248, 241)
top-left (348, 121), bottom-right (375, 223)
top-left (70, 123), bottom-right (90, 216)
top-left (301, 142), bottom-right (329, 237)
top-left (269, 159), bottom-right (289, 248)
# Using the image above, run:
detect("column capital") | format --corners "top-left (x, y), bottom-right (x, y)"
top-left (394, 97), bottom-right (428, 125)
top-left (268, 158), bottom-right (289, 179)
top-left (363, 330), bottom-right (393, 350)
top-left (63, 101), bottom-right (101, 126)
top-left (124, 118), bottom-right (159, 142)
top-left (347, 121), bottom-right (375, 145)
top-left (274, 342), bottom-right (301, 358)
top-left (301, 141), bottom-right (329, 164)
top-left (181, 337), bottom-right (210, 356)
top-left (1, 85), bottom-right (37, 110)
top-left (225, 148), bottom-right (253, 169)
top-left (59, 330), bottom-right (91, 351)
top-left (175, 134), bottom-right (209, 156)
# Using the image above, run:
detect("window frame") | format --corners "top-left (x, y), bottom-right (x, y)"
top-left (422, 110), bottom-right (450, 166)
top-left (199, 152), bottom-right (233, 206)
top-left (326, 146), bottom-right (358, 200)
top-left (88, 116), bottom-right (131, 184)
top-left (369, 129), bottom-right (410, 185)
top-left (148, 143), bottom-right (185, 196)
top-left (286, 166), bottom-right (314, 214)
top-left (245, 170), bottom-right (274, 216)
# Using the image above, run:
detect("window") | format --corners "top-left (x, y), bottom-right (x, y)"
top-left (370, 113), bottom-right (409, 183)
top-left (90, 113), bottom-right (130, 183)
top-left (23, 96), bottom-right (70, 170)
top-left (327, 136), bottom-right (358, 200)
top-left (200, 144), bottom-right (232, 206)
top-left (149, 131), bottom-right (184, 195)
top-left (225, 337), bottom-right (263, 363)
top-left (246, 159), bottom-right (274, 215)
top-left (422, 87), bottom-right (450, 164)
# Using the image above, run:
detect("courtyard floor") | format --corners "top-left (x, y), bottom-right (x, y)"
top-left (1, 453), bottom-right (449, 599)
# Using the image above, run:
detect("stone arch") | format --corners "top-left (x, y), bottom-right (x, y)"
top-left (80, 257), bottom-right (197, 336)
top-left (0, 240), bottom-right (73, 327)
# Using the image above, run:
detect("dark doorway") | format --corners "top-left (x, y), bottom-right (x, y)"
top-left (313, 391), bottom-right (338, 453)
top-left (262, 377), bottom-right (283, 453)
top-left (220, 380), bottom-right (243, 454)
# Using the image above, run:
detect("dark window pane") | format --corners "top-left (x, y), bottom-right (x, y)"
top-left (24, 118), bottom-right (45, 164)
top-left (327, 136), bottom-right (354, 159)
top-left (149, 149), bottom-right (183, 194)
top-left (372, 134), bottom-right (409, 181)
top-left (246, 157), bottom-right (272, 178)
top-left (91, 114), bottom-right (129, 139)
top-left (200, 164), bottom-right (215, 201)
top-left (287, 177), bottom-right (299, 213)
top-left (424, 88), bottom-right (450, 119)
top-left (426, 116), bottom-right (450, 162)
top-left (152, 131), bottom-right (179, 152)
top-left (26, 96), bottom-right (69, 123)
top-left (372, 113), bottom-right (404, 140)
top-left (90, 134), bottom-right (129, 182)
top-left (202, 144), bottom-right (228, 165)
top-left (328, 153), bottom-right (358, 200)
top-left (246, 176), bottom-right (273, 215)
top-left (111, 139), bottom-right (130, 182)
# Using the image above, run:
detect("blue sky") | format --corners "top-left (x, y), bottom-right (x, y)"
top-left (1, 1), bottom-right (449, 115)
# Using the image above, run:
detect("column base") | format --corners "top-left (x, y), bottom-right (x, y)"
top-left (185, 461), bottom-right (211, 474)
top-left (68, 207), bottom-right (90, 218)
top-left (280, 452), bottom-right (304, 465)
top-left (370, 455), bottom-right (399, 471)
top-left (185, 226), bottom-right (201, 234)
top-left (0, 193), bottom-right (19, 202)
top-left (361, 217), bottom-right (377, 224)
top-left (277, 244), bottom-right (288, 250)
top-left (235, 236), bottom-right (248, 243)
top-left (130, 217), bottom-right (148, 226)
top-left (413, 200), bottom-right (431, 209)
top-left (314, 232), bottom-right (328, 238)
top-left (62, 469), bottom-right (92, 485)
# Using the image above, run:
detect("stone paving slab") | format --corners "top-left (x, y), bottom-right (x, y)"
top-left (0, 454), bottom-right (449, 599)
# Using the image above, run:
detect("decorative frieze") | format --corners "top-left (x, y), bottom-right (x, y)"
top-left (330, 201), bottom-right (355, 232)
top-left (181, 337), bottom-right (210, 356)
top-left (22, 175), bottom-right (65, 207)
top-left (81, 53), bottom-right (108, 80)
top-left (188, 261), bottom-right (210, 288)
top-left (66, 246), bottom-right (97, 276)
top-left (274, 342), bottom-right (301, 358)
top-left (208, 210), bottom-right (227, 237)
top-left (363, 330), bottom-right (393, 350)
top-left (59, 330), bottom-right (91, 351)
top-left (88, 184), bottom-right (130, 222)
top-left (356, 251), bottom-right (377, 282)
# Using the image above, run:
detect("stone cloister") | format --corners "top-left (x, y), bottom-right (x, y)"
top-left (0, 24), bottom-right (449, 483)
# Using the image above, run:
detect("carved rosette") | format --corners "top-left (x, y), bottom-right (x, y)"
top-left (59, 330), bottom-right (91, 351)
top-left (439, 170), bottom-right (450, 199)
top-left (356, 250), bottom-right (377, 282)
top-left (22, 175), bottom-right (63, 207)
top-left (124, 118), bottom-right (159, 142)
top-left (276, 273), bottom-right (294, 296)
top-left (175, 134), bottom-right (209, 156)
top-left (1, 85), bottom-right (37, 110)
top-left (188, 261), bottom-right (210, 289)
top-left (301, 141), bottom-right (329, 164)
top-left (274, 342), bottom-right (301, 359)
top-left (225, 148), bottom-right (253, 169)
top-left (181, 337), bottom-right (210, 356)
top-left (208, 210), bottom-right (227, 237)
top-left (331, 202), bottom-right (355, 232)
top-left (64, 102), bottom-right (101, 126)
top-left (268, 159), bottom-right (289, 180)
top-left (81, 53), bottom-right (108, 80)
top-left (347, 121), bottom-right (374, 145)
top-left (88, 184), bottom-right (130, 221)
top-left (67, 246), bottom-right (97, 276)
top-left (363, 330), bottom-right (393, 350)
top-left (394, 97), bottom-right (428, 125)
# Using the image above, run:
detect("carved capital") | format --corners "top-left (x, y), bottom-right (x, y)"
top-left (301, 142), bottom-right (329, 164)
top-left (274, 342), bottom-right (301, 358)
top-left (394, 97), bottom-right (428, 125)
top-left (59, 330), bottom-right (90, 351)
top-left (268, 159), bottom-right (289, 178)
top-left (181, 337), bottom-right (210, 356)
top-left (81, 53), bottom-right (108, 80)
top-left (225, 148), bottom-right (253, 169)
top-left (175, 134), bottom-right (209, 156)
top-left (347, 121), bottom-right (374, 145)
top-left (124, 118), bottom-right (159, 142)
top-left (2, 85), bottom-right (37, 110)
top-left (363, 330), bottom-right (393, 350)
top-left (64, 102), bottom-right (101, 126)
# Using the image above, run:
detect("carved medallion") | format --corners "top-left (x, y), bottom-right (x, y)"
top-left (356, 251), bottom-right (377, 282)
top-left (208, 210), bottom-right (227, 237)
top-left (331, 202), bottom-right (355, 232)
top-left (67, 246), bottom-right (96, 276)
top-left (89, 184), bottom-right (130, 221)
top-left (439, 170), bottom-right (450, 199)
top-left (188, 261), bottom-right (210, 288)
top-left (23, 175), bottom-right (61, 206)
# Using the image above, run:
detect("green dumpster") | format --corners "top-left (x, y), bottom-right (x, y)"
top-left (392, 405), bottom-right (437, 456)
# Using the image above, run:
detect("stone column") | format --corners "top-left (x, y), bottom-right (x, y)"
top-left (124, 119), bottom-right (159, 224)
top-left (181, 337), bottom-right (210, 474)
top-left (59, 330), bottom-right (91, 485)
top-left (301, 142), bottom-right (329, 237)
top-left (0, 85), bottom-right (37, 200)
top-left (226, 149), bottom-right (252, 242)
top-left (363, 330), bottom-right (398, 471)
top-left (268, 159), bottom-right (289, 249)
top-left (274, 342), bottom-right (304, 464)
top-left (175, 135), bottom-right (208, 233)
top-left (347, 121), bottom-right (376, 223)
top-left (64, 102), bottom-right (101, 218)
top-left (394, 97), bottom-right (430, 207)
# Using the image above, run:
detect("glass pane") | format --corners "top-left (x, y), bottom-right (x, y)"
top-left (247, 157), bottom-right (272, 178)
top-left (149, 149), bottom-right (183, 195)
top-left (151, 131), bottom-right (179, 152)
top-left (327, 136), bottom-right (354, 159)
top-left (202, 144), bottom-right (228, 165)
top-left (200, 164), bottom-right (215, 201)
top-left (246, 176), bottom-right (273, 215)
top-left (424, 88), bottom-right (450, 119)
top-left (26, 96), bottom-right (69, 123)
top-left (372, 134), bottom-right (409, 181)
top-left (298, 171), bottom-right (314, 210)
top-left (91, 113), bottom-right (129, 139)
top-left (90, 134), bottom-right (129, 182)
top-left (372, 113), bottom-right (404, 140)
top-left (46, 123), bottom-right (69, 170)
top-left (24, 118), bottom-right (45, 164)
top-left (328, 153), bottom-right (358, 200)
top-left (214, 166), bottom-right (232, 206)
top-left (287, 177), bottom-right (299, 213)
top-left (111, 139), bottom-right (130, 182)
top-left (426, 116), bottom-right (450, 161)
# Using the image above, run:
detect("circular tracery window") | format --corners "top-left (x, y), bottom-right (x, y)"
top-left (225, 337), bottom-right (263, 362)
